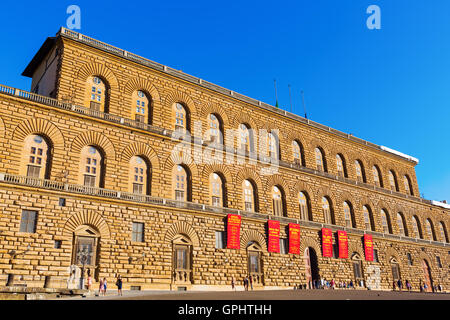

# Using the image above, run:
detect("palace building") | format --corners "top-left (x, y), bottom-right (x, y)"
top-left (0, 27), bottom-right (448, 292)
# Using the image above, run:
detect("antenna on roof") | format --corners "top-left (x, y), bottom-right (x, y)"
top-left (288, 84), bottom-right (293, 113)
top-left (274, 79), bottom-right (279, 108)
top-left (301, 90), bottom-right (308, 119)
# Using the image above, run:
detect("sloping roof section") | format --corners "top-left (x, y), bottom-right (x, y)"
top-left (22, 37), bottom-right (57, 77)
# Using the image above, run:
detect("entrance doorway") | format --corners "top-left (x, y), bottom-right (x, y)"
top-left (422, 259), bottom-right (433, 292)
top-left (247, 241), bottom-right (264, 286)
top-left (304, 247), bottom-right (319, 288)
top-left (71, 225), bottom-right (100, 288)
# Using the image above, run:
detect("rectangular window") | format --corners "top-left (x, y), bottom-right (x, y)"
top-left (175, 190), bottom-right (185, 201)
top-left (84, 175), bottom-right (96, 187)
top-left (20, 210), bottom-right (38, 233)
top-left (135, 114), bottom-right (145, 123)
top-left (132, 222), bottom-right (144, 242)
top-left (215, 231), bottom-right (225, 249)
top-left (436, 256), bottom-right (442, 268)
top-left (212, 196), bottom-right (220, 207)
top-left (407, 253), bottom-right (413, 266)
top-left (133, 183), bottom-right (143, 194)
top-left (245, 202), bottom-right (253, 212)
top-left (59, 198), bottom-right (66, 207)
top-left (373, 249), bottom-right (379, 263)
top-left (279, 238), bottom-right (288, 254)
top-left (26, 165), bottom-right (41, 178)
top-left (54, 240), bottom-right (62, 249)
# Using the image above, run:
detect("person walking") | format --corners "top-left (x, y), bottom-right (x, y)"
top-left (231, 277), bottom-right (235, 291)
top-left (397, 279), bottom-right (402, 292)
top-left (243, 276), bottom-right (248, 291)
top-left (249, 275), bottom-right (253, 290)
top-left (115, 274), bottom-right (123, 296)
top-left (103, 277), bottom-right (108, 296)
top-left (405, 280), bottom-right (411, 292)
top-left (98, 278), bottom-right (104, 296)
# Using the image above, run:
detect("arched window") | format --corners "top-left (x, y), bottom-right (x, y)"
top-left (315, 148), bottom-right (326, 172)
top-left (372, 165), bottom-right (383, 187)
top-left (86, 76), bottom-right (107, 112)
top-left (80, 146), bottom-right (103, 188)
top-left (239, 124), bottom-right (252, 153)
top-left (380, 209), bottom-right (392, 234)
top-left (355, 160), bottom-right (366, 183)
top-left (299, 191), bottom-right (310, 221)
top-left (363, 205), bottom-right (374, 231)
top-left (268, 131), bottom-right (279, 159)
top-left (425, 219), bottom-right (436, 241)
top-left (23, 134), bottom-right (50, 179)
top-left (343, 201), bottom-right (354, 228)
top-left (351, 253), bottom-right (364, 287)
top-left (292, 140), bottom-right (305, 166)
top-left (243, 179), bottom-right (256, 212)
top-left (132, 90), bottom-right (150, 123)
top-left (388, 170), bottom-right (398, 191)
top-left (173, 165), bottom-right (189, 201)
top-left (272, 186), bottom-right (285, 216)
top-left (174, 103), bottom-right (188, 131)
top-left (207, 114), bottom-right (223, 144)
top-left (403, 175), bottom-right (413, 196)
top-left (129, 156), bottom-right (150, 195)
top-left (336, 154), bottom-right (346, 177)
top-left (411, 215), bottom-right (423, 239)
top-left (438, 222), bottom-right (448, 243)
top-left (322, 197), bottom-right (333, 225)
top-left (209, 172), bottom-right (224, 207)
top-left (396, 212), bottom-right (407, 236)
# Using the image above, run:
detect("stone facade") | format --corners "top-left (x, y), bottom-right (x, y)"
top-left (0, 28), bottom-right (448, 292)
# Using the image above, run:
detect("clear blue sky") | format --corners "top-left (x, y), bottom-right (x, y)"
top-left (0, 0), bottom-right (449, 201)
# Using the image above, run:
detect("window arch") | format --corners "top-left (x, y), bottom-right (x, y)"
top-left (315, 147), bottom-right (327, 172)
top-left (380, 209), bottom-right (392, 234)
top-left (272, 185), bottom-right (286, 217)
top-left (80, 145), bottom-right (104, 188)
top-left (242, 179), bottom-right (257, 212)
top-left (172, 165), bottom-right (190, 202)
top-left (23, 134), bottom-right (51, 179)
top-left (403, 175), bottom-right (414, 196)
top-left (173, 102), bottom-right (189, 132)
top-left (172, 234), bottom-right (193, 285)
top-left (322, 196), bottom-right (334, 225)
top-left (132, 90), bottom-right (151, 123)
top-left (362, 205), bottom-right (375, 231)
top-left (336, 154), bottom-right (347, 177)
top-left (343, 201), bottom-right (355, 228)
top-left (438, 221), bottom-right (448, 243)
top-left (355, 160), bottom-right (366, 183)
top-left (209, 172), bottom-right (225, 207)
top-left (129, 156), bottom-right (151, 195)
top-left (411, 215), bottom-right (423, 239)
top-left (292, 140), bottom-right (305, 166)
top-left (396, 212), bottom-right (408, 236)
top-left (298, 191), bottom-right (311, 221)
top-left (372, 165), bottom-right (383, 187)
top-left (425, 218), bottom-right (437, 241)
top-left (388, 170), bottom-right (399, 191)
top-left (207, 113), bottom-right (223, 144)
top-left (86, 76), bottom-right (108, 112)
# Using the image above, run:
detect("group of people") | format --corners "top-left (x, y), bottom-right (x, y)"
top-left (84, 274), bottom-right (123, 296)
top-left (231, 276), bottom-right (255, 291)
top-left (293, 278), bottom-right (357, 290)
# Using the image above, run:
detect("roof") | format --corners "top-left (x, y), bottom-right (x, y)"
top-left (22, 37), bottom-right (57, 77)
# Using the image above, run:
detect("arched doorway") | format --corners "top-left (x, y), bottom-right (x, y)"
top-left (247, 241), bottom-right (264, 286)
top-left (172, 234), bottom-right (193, 287)
top-left (351, 253), bottom-right (365, 287)
top-left (71, 225), bottom-right (101, 287)
top-left (422, 259), bottom-right (433, 292)
top-left (304, 247), bottom-right (319, 289)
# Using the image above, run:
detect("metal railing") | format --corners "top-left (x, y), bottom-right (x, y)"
top-left (0, 172), bottom-right (448, 248)
top-left (57, 27), bottom-right (416, 164)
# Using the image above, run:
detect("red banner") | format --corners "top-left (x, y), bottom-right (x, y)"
top-left (267, 220), bottom-right (280, 253)
top-left (337, 230), bottom-right (348, 259)
top-left (226, 214), bottom-right (241, 249)
top-left (321, 228), bottom-right (333, 257)
top-left (288, 223), bottom-right (300, 254)
top-left (364, 234), bottom-right (374, 261)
